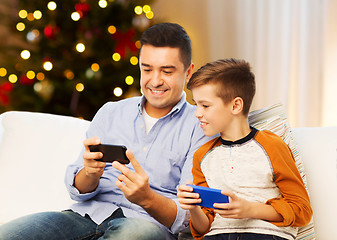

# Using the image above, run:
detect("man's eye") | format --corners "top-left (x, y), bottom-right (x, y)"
top-left (203, 105), bottom-right (209, 108)
top-left (163, 71), bottom-right (173, 74)
top-left (143, 69), bottom-right (151, 72)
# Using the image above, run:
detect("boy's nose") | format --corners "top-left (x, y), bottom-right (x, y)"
top-left (195, 107), bottom-right (202, 118)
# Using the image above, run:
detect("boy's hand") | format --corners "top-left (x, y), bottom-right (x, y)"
top-left (177, 182), bottom-right (202, 210)
top-left (213, 190), bottom-right (253, 219)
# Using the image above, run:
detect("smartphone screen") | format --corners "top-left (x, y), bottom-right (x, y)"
top-left (89, 144), bottom-right (130, 164)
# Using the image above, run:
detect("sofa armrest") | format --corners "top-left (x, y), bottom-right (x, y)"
top-left (293, 127), bottom-right (337, 239)
top-left (0, 111), bottom-right (90, 223)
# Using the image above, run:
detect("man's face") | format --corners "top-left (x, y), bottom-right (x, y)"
top-left (139, 45), bottom-right (193, 118)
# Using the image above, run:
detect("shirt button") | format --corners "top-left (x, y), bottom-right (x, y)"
top-left (140, 125), bottom-right (144, 128)
top-left (143, 147), bottom-right (147, 151)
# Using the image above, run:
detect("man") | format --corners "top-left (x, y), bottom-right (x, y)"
top-left (0, 23), bottom-right (215, 240)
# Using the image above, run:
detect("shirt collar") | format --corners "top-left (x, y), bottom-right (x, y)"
top-left (137, 92), bottom-right (187, 118)
top-left (220, 127), bottom-right (258, 146)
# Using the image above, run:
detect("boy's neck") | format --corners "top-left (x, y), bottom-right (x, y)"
top-left (220, 119), bottom-right (251, 142)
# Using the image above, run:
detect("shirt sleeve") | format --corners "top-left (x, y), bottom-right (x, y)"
top-left (64, 161), bottom-right (101, 201)
top-left (257, 131), bottom-right (313, 227)
top-left (64, 103), bottom-right (111, 201)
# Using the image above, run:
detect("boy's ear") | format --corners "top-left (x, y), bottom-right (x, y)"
top-left (232, 97), bottom-right (244, 115)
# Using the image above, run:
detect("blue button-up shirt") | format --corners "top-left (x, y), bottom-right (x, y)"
top-left (64, 93), bottom-right (215, 239)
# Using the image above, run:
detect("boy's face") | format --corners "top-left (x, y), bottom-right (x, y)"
top-left (139, 44), bottom-right (193, 118)
top-left (192, 83), bottom-right (233, 137)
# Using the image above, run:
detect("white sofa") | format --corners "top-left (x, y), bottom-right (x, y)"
top-left (0, 111), bottom-right (336, 239)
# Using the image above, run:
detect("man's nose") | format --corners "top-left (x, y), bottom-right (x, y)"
top-left (151, 71), bottom-right (164, 87)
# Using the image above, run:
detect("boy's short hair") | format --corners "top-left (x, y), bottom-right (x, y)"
top-left (187, 58), bottom-right (255, 115)
top-left (140, 22), bottom-right (192, 70)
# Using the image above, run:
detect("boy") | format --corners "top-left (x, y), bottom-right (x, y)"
top-left (177, 59), bottom-right (312, 240)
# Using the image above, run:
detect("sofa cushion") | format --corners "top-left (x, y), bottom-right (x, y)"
top-left (248, 103), bottom-right (315, 240)
top-left (0, 111), bottom-right (90, 223)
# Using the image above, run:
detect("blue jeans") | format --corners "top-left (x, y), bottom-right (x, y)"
top-left (0, 209), bottom-right (165, 240)
top-left (204, 233), bottom-right (287, 240)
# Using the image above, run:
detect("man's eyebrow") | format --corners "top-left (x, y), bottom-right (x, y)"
top-left (140, 63), bottom-right (176, 70)
top-left (161, 65), bottom-right (176, 70)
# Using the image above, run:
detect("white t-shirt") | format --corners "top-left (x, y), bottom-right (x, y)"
top-left (142, 108), bottom-right (159, 134)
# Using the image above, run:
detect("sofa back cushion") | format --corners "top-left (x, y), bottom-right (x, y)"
top-left (0, 111), bottom-right (90, 223)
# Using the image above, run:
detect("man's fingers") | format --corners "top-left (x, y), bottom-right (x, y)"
top-left (84, 137), bottom-right (101, 151)
top-left (125, 150), bottom-right (146, 176)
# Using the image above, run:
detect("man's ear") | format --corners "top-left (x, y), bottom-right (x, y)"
top-left (232, 97), bottom-right (244, 115)
top-left (185, 63), bottom-right (195, 83)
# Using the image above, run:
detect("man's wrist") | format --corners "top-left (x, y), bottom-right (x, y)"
top-left (139, 189), bottom-right (156, 209)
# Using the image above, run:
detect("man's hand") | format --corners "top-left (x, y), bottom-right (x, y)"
top-left (112, 150), bottom-right (155, 208)
top-left (74, 137), bottom-right (106, 193)
top-left (82, 137), bottom-right (106, 179)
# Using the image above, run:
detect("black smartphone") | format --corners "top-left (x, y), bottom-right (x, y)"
top-left (88, 144), bottom-right (130, 164)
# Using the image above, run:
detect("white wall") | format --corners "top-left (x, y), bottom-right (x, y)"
top-left (152, 0), bottom-right (337, 127)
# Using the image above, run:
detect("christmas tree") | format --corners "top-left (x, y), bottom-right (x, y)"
top-left (0, 0), bottom-right (155, 120)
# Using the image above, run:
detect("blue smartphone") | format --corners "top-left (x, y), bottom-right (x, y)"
top-left (187, 184), bottom-right (229, 208)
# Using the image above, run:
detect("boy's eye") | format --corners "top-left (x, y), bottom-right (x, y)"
top-left (203, 105), bottom-right (209, 108)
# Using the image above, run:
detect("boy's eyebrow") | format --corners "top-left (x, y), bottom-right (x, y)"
top-left (141, 63), bottom-right (151, 67)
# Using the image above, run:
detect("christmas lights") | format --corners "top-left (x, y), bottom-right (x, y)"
top-left (0, 0), bottom-right (155, 119)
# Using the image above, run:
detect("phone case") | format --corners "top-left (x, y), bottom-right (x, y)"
top-left (89, 144), bottom-right (130, 164)
top-left (187, 184), bottom-right (229, 208)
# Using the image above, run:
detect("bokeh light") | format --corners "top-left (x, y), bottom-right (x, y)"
top-left (98, 0), bottom-right (108, 8)
top-left (108, 25), bottom-right (116, 34)
top-left (76, 83), bottom-right (84, 92)
top-left (112, 53), bottom-right (121, 61)
top-left (134, 6), bottom-right (142, 15)
top-left (36, 72), bottom-right (45, 81)
top-left (91, 63), bottom-right (100, 72)
top-left (76, 43), bottom-right (85, 52)
top-left (16, 22), bottom-right (25, 31)
top-left (143, 5), bottom-right (151, 13)
top-left (18, 10), bottom-right (28, 19)
top-left (113, 87), bottom-right (123, 97)
top-left (71, 12), bottom-right (81, 21)
top-left (47, 1), bottom-right (57, 11)
top-left (21, 50), bottom-right (31, 59)
top-left (125, 76), bottom-right (134, 85)
top-left (33, 10), bottom-right (42, 20)
top-left (43, 61), bottom-right (53, 71)
top-left (9, 74), bottom-right (18, 83)
top-left (26, 70), bottom-right (35, 79)
top-left (130, 56), bottom-right (138, 65)
top-left (0, 68), bottom-right (7, 77)
top-left (64, 70), bottom-right (74, 80)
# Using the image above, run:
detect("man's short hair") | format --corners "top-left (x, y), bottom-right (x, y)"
top-left (187, 58), bottom-right (256, 115)
top-left (140, 22), bottom-right (192, 70)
